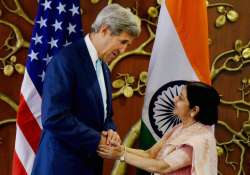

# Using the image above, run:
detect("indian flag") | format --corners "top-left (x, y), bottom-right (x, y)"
top-left (139, 0), bottom-right (211, 166)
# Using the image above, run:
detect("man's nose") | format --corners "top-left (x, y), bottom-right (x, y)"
top-left (119, 44), bottom-right (127, 53)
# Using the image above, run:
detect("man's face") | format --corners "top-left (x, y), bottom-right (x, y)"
top-left (100, 29), bottom-right (135, 63)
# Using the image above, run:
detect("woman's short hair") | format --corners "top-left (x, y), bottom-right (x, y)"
top-left (186, 81), bottom-right (220, 125)
top-left (91, 3), bottom-right (141, 37)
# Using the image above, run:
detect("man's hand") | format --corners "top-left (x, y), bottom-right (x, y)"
top-left (97, 144), bottom-right (125, 160)
top-left (102, 129), bottom-right (121, 146)
top-left (98, 133), bottom-right (107, 149)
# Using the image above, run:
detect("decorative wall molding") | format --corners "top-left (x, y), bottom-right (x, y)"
top-left (0, 0), bottom-right (249, 174)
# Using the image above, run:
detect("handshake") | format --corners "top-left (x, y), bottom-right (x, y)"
top-left (97, 129), bottom-right (125, 160)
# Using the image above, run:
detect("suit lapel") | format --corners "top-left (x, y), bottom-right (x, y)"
top-left (102, 63), bottom-right (112, 117)
top-left (77, 38), bottom-right (104, 120)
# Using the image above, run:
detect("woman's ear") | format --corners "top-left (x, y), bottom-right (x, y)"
top-left (191, 106), bottom-right (200, 118)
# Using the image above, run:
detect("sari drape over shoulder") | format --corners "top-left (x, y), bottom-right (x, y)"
top-left (155, 122), bottom-right (217, 175)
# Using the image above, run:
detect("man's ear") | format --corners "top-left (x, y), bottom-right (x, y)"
top-left (191, 106), bottom-right (200, 118)
top-left (99, 25), bottom-right (110, 35)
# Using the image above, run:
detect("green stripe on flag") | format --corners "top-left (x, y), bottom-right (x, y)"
top-left (139, 120), bottom-right (156, 150)
top-left (137, 121), bottom-right (156, 175)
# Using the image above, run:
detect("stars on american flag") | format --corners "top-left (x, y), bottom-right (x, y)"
top-left (67, 23), bottom-right (76, 34)
top-left (43, 54), bottom-right (53, 65)
top-left (37, 16), bottom-right (47, 28)
top-left (48, 37), bottom-right (59, 49)
top-left (13, 1), bottom-right (83, 174)
top-left (63, 40), bottom-right (72, 47)
top-left (52, 19), bottom-right (63, 32)
top-left (57, 2), bottom-right (66, 14)
top-left (26, 0), bottom-right (83, 94)
top-left (69, 4), bottom-right (80, 16)
top-left (41, 0), bottom-right (52, 11)
top-left (32, 33), bottom-right (43, 45)
top-left (38, 71), bottom-right (46, 82)
top-left (28, 50), bottom-right (39, 61)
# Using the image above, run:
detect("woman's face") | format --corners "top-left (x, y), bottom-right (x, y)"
top-left (173, 87), bottom-right (191, 120)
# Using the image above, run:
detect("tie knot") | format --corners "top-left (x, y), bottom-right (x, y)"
top-left (95, 59), bottom-right (102, 72)
top-left (96, 59), bottom-right (102, 64)
top-left (96, 59), bottom-right (102, 67)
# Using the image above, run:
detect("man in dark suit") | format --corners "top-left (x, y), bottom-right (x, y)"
top-left (31, 3), bottom-right (141, 175)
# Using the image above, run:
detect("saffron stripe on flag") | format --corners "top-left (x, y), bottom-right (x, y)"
top-left (166, 0), bottom-right (210, 83)
top-left (139, 1), bottom-right (210, 174)
top-left (141, 0), bottom-right (199, 142)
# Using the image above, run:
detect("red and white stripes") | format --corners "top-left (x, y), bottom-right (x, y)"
top-left (12, 71), bottom-right (42, 175)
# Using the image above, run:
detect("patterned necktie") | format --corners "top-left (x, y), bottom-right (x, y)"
top-left (95, 59), bottom-right (107, 121)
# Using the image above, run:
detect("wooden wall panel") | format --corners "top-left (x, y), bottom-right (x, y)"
top-left (0, 0), bottom-right (249, 174)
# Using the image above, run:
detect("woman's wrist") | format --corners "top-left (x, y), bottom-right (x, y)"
top-left (119, 145), bottom-right (126, 162)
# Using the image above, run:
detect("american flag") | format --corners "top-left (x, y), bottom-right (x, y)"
top-left (12, 0), bottom-right (83, 174)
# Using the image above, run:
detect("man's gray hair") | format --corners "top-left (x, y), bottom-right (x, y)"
top-left (91, 4), bottom-right (141, 37)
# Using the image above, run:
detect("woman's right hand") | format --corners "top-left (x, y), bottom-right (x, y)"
top-left (97, 144), bottom-right (125, 160)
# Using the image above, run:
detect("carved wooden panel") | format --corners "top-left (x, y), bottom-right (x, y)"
top-left (0, 0), bottom-right (249, 175)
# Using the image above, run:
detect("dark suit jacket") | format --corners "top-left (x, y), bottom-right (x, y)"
top-left (31, 37), bottom-right (116, 175)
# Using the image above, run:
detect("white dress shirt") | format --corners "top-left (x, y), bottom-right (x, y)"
top-left (84, 34), bottom-right (107, 121)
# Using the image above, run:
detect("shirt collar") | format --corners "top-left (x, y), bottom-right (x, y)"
top-left (84, 34), bottom-right (99, 70)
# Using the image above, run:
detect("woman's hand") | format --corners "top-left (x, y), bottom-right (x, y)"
top-left (97, 144), bottom-right (124, 160)
top-left (102, 130), bottom-right (121, 146)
